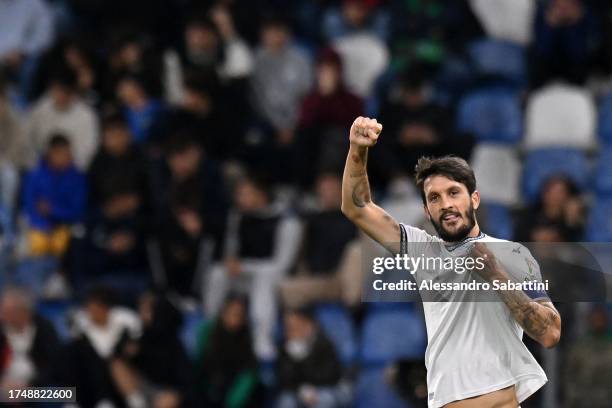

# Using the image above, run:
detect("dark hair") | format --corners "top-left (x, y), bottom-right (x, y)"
top-left (101, 110), bottom-right (128, 130)
top-left (48, 133), bottom-right (71, 149)
top-left (85, 286), bottom-right (115, 307)
top-left (261, 14), bottom-right (291, 31)
top-left (285, 306), bottom-right (315, 322)
top-left (49, 65), bottom-right (78, 90)
top-left (414, 156), bottom-right (476, 204)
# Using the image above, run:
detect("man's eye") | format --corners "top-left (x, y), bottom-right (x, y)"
top-left (450, 190), bottom-right (458, 196)
top-left (430, 196), bottom-right (438, 202)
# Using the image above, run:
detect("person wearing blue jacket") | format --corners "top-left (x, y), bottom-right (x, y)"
top-left (23, 134), bottom-right (86, 256)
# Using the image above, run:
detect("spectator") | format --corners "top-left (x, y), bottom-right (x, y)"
top-left (294, 48), bottom-right (364, 187)
top-left (179, 10), bottom-right (253, 82)
top-left (0, 0), bottom-right (55, 91)
top-left (0, 287), bottom-right (61, 390)
top-left (111, 292), bottom-right (193, 408)
top-left (116, 73), bottom-right (167, 144)
top-left (23, 135), bottom-right (86, 257)
top-left (153, 137), bottom-right (227, 297)
top-left (0, 71), bottom-right (27, 216)
top-left (204, 176), bottom-right (302, 360)
top-left (0, 332), bottom-right (7, 379)
top-left (195, 293), bottom-right (260, 408)
top-left (276, 308), bottom-right (346, 408)
top-left (103, 29), bottom-right (164, 104)
top-left (62, 287), bottom-right (142, 408)
top-left (330, 2), bottom-right (390, 97)
top-left (25, 66), bottom-right (99, 170)
top-left (514, 176), bottom-right (585, 241)
top-left (251, 17), bottom-right (312, 145)
top-left (69, 112), bottom-right (150, 291)
top-left (322, 0), bottom-right (391, 42)
top-left (531, 0), bottom-right (602, 88)
top-left (563, 305), bottom-right (612, 407)
top-left (281, 174), bottom-right (359, 308)
top-left (376, 69), bottom-right (468, 181)
top-left (151, 74), bottom-right (231, 161)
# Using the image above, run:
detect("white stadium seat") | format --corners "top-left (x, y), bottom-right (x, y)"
top-left (471, 143), bottom-right (521, 206)
top-left (524, 83), bottom-right (596, 150)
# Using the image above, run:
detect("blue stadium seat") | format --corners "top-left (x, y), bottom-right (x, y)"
top-left (355, 367), bottom-right (408, 408)
top-left (468, 39), bottom-right (526, 85)
top-left (594, 148), bottom-right (612, 197)
top-left (482, 203), bottom-right (514, 240)
top-left (360, 308), bottom-right (426, 365)
top-left (598, 92), bottom-right (612, 145)
top-left (522, 149), bottom-right (589, 203)
top-left (457, 88), bottom-right (522, 143)
top-left (585, 198), bottom-right (612, 242)
top-left (314, 303), bottom-right (357, 365)
top-left (181, 310), bottom-right (206, 359)
top-left (36, 300), bottom-right (73, 341)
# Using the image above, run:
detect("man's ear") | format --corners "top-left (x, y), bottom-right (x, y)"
top-left (423, 205), bottom-right (431, 221)
top-left (472, 190), bottom-right (481, 210)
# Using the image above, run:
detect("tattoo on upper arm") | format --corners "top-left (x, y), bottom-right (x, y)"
top-left (351, 177), bottom-right (371, 208)
top-left (383, 214), bottom-right (400, 232)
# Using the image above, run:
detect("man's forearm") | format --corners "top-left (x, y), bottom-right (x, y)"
top-left (341, 145), bottom-right (372, 216)
top-left (489, 271), bottom-right (561, 347)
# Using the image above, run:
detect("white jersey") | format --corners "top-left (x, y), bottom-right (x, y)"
top-left (399, 224), bottom-right (548, 408)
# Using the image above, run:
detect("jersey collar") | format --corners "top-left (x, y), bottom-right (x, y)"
top-left (444, 232), bottom-right (486, 252)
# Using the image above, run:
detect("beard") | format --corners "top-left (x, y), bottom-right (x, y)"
top-left (430, 203), bottom-right (477, 242)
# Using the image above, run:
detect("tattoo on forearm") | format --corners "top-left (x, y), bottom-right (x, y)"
top-left (499, 291), bottom-right (559, 340)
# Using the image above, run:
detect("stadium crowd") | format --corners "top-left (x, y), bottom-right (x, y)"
top-left (0, 0), bottom-right (612, 407)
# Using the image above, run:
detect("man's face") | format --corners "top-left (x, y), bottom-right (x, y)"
top-left (262, 26), bottom-right (288, 51)
top-left (168, 146), bottom-right (201, 180)
top-left (423, 175), bottom-right (479, 242)
top-left (0, 295), bottom-right (31, 330)
top-left (86, 301), bottom-right (110, 327)
top-left (316, 175), bottom-right (342, 210)
top-left (50, 84), bottom-right (74, 109)
top-left (284, 313), bottom-right (314, 341)
top-left (47, 146), bottom-right (72, 170)
top-left (222, 300), bottom-right (246, 332)
top-left (103, 125), bottom-right (131, 155)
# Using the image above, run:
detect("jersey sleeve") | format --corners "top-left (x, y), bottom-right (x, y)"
top-left (399, 223), bottom-right (437, 258)
top-left (504, 245), bottom-right (550, 301)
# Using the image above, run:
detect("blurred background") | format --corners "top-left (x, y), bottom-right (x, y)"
top-left (0, 0), bottom-right (611, 407)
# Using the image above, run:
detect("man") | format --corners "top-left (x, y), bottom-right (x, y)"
top-left (0, 287), bottom-right (61, 390)
top-left (341, 116), bottom-right (561, 407)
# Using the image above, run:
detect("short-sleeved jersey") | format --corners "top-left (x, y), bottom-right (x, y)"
top-left (399, 224), bottom-right (548, 408)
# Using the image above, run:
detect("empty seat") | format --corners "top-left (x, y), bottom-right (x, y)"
top-left (468, 39), bottom-right (526, 84)
top-left (470, 0), bottom-right (535, 45)
top-left (360, 308), bottom-right (426, 365)
top-left (594, 148), bottom-right (612, 197)
top-left (36, 300), bottom-right (73, 340)
top-left (598, 92), bottom-right (612, 145)
top-left (355, 367), bottom-right (408, 408)
top-left (471, 144), bottom-right (521, 205)
top-left (481, 203), bottom-right (514, 240)
top-left (314, 303), bottom-right (357, 365)
top-left (525, 83), bottom-right (596, 150)
top-left (457, 88), bottom-right (523, 144)
top-left (181, 310), bottom-right (206, 358)
top-left (522, 148), bottom-right (589, 203)
top-left (585, 198), bottom-right (612, 242)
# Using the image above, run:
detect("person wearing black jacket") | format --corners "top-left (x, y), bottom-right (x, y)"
top-left (0, 287), bottom-right (61, 390)
top-left (276, 308), bottom-right (347, 408)
top-left (111, 292), bottom-right (194, 408)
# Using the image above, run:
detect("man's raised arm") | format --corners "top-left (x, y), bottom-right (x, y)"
top-left (341, 116), bottom-right (402, 252)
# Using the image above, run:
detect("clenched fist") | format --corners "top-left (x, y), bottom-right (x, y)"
top-left (350, 116), bottom-right (383, 148)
